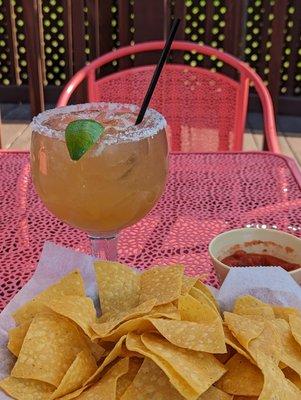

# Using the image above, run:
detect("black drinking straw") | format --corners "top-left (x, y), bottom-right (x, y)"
top-left (135, 18), bottom-right (181, 125)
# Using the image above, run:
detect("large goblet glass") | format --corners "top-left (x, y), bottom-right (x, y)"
top-left (30, 102), bottom-right (168, 260)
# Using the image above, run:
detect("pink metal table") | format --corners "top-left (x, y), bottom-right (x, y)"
top-left (1, 151), bottom-right (301, 310)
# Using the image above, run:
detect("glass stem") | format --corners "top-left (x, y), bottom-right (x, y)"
top-left (88, 234), bottom-right (118, 261)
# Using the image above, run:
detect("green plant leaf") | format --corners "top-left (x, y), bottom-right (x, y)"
top-left (65, 119), bottom-right (104, 161)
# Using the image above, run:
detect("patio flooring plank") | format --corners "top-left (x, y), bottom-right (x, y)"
top-left (243, 131), bottom-right (259, 151)
top-left (9, 124), bottom-right (32, 150)
top-left (281, 132), bottom-right (301, 166)
top-left (1, 121), bottom-right (30, 149)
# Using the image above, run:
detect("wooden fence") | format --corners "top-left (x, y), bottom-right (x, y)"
top-left (0, 0), bottom-right (300, 117)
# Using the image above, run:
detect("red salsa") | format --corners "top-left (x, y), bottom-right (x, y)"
top-left (221, 250), bottom-right (300, 272)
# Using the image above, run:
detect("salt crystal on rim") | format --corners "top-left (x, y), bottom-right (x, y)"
top-left (31, 102), bottom-right (167, 151)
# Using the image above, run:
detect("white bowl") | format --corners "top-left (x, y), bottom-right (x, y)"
top-left (208, 228), bottom-right (301, 284)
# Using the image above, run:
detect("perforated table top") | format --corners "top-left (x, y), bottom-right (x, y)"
top-left (1, 151), bottom-right (301, 310)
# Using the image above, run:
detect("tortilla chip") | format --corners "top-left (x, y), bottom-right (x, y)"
top-left (246, 322), bottom-right (301, 399)
top-left (149, 318), bottom-right (226, 353)
top-left (216, 353), bottom-right (263, 396)
top-left (91, 299), bottom-right (156, 337)
top-left (119, 343), bottom-right (144, 358)
top-left (150, 303), bottom-right (180, 320)
top-left (223, 326), bottom-right (254, 363)
top-left (289, 314), bottom-right (301, 347)
top-left (192, 280), bottom-right (220, 311)
top-left (139, 265), bottom-right (184, 305)
top-left (189, 287), bottom-right (219, 314)
top-left (224, 312), bottom-right (265, 350)
top-left (94, 318), bottom-right (155, 342)
top-left (116, 357), bottom-right (143, 399)
top-left (178, 293), bottom-right (220, 322)
top-left (13, 270), bottom-right (85, 324)
top-left (234, 296), bottom-right (274, 318)
top-left (84, 339), bottom-right (105, 361)
top-left (8, 321), bottom-right (31, 357)
top-left (86, 335), bottom-right (126, 385)
top-left (273, 306), bottom-right (301, 321)
top-left (283, 367), bottom-right (301, 389)
top-left (126, 332), bottom-right (198, 400)
top-left (94, 261), bottom-right (140, 314)
top-left (177, 294), bottom-right (226, 353)
top-left (215, 345), bottom-right (235, 364)
top-left (46, 295), bottom-right (96, 337)
top-left (235, 305), bottom-right (275, 319)
top-left (11, 312), bottom-right (88, 387)
top-left (57, 387), bottom-right (87, 400)
top-left (121, 357), bottom-right (183, 400)
top-left (248, 321), bottom-right (281, 365)
top-left (141, 333), bottom-right (226, 397)
top-left (258, 358), bottom-right (301, 400)
top-left (181, 275), bottom-right (199, 295)
top-left (273, 318), bottom-right (301, 376)
top-left (75, 357), bottom-right (129, 400)
top-left (200, 386), bottom-right (233, 400)
top-left (50, 349), bottom-right (97, 399)
top-left (0, 377), bottom-right (54, 400)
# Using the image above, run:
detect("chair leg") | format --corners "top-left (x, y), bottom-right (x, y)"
top-left (263, 135), bottom-right (269, 151)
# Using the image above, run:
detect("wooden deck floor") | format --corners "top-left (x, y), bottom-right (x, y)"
top-left (1, 104), bottom-right (301, 165)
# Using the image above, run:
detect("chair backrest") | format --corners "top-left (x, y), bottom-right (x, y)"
top-left (57, 41), bottom-right (279, 153)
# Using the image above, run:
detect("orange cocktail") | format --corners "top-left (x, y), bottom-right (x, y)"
top-left (31, 103), bottom-right (168, 257)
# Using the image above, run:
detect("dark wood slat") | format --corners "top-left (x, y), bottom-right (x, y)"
top-left (223, 0), bottom-right (246, 78)
top-left (70, 0), bottom-right (87, 102)
top-left (172, 0), bottom-right (186, 40)
top-left (133, 0), bottom-right (165, 65)
top-left (286, 0), bottom-right (301, 96)
top-left (202, 1), bottom-right (215, 68)
top-left (0, 85), bottom-right (61, 104)
top-left (37, 0), bottom-right (46, 84)
top-left (257, 0), bottom-right (273, 79)
top-left (224, 0), bottom-right (245, 57)
top-left (248, 93), bottom-right (301, 116)
top-left (97, 0), bottom-right (115, 75)
top-left (0, 86), bottom-right (29, 102)
top-left (3, 0), bottom-right (20, 84)
top-left (268, 0), bottom-right (289, 112)
top-left (86, 0), bottom-right (100, 61)
top-left (204, 1), bottom-right (214, 45)
top-left (166, 0), bottom-right (186, 64)
top-left (99, 0), bottom-right (114, 55)
top-left (71, 0), bottom-right (86, 73)
top-left (118, 0), bottom-right (131, 47)
top-left (21, 0), bottom-right (44, 116)
top-left (61, 0), bottom-right (73, 79)
top-left (118, 0), bottom-right (132, 70)
top-left (165, 0), bottom-right (186, 40)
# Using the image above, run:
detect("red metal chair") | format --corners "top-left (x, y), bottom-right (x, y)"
top-left (57, 41), bottom-right (280, 153)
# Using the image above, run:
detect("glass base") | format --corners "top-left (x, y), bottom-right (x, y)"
top-left (88, 234), bottom-right (118, 261)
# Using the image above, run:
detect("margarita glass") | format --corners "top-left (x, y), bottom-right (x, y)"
top-left (30, 102), bottom-right (168, 259)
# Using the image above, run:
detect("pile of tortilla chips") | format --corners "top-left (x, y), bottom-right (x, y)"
top-left (2, 262), bottom-right (301, 399)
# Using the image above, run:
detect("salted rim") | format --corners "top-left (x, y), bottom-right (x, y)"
top-left (31, 102), bottom-right (167, 146)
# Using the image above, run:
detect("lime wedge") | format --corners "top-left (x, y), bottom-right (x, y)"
top-left (65, 119), bottom-right (104, 161)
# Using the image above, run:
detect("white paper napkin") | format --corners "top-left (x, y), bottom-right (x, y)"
top-left (217, 266), bottom-right (301, 312)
